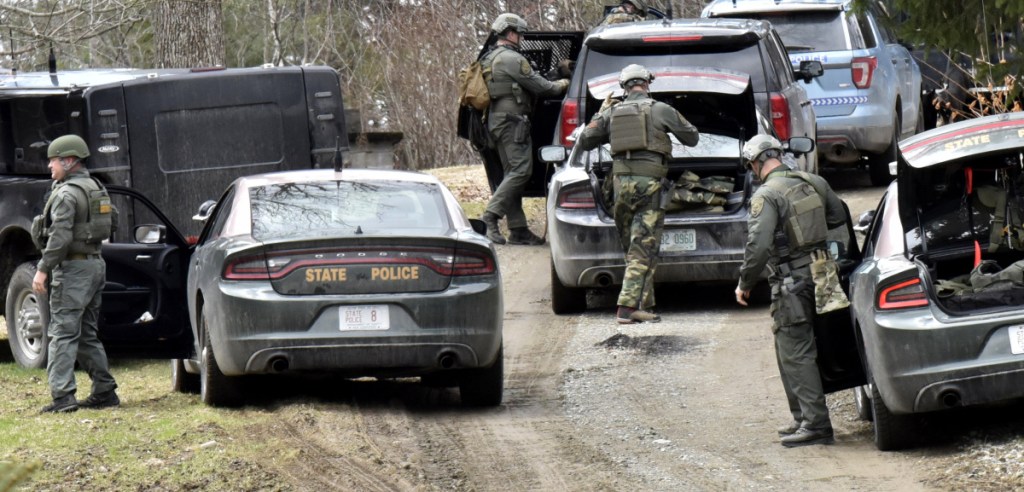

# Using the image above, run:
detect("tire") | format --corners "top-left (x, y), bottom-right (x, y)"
top-left (199, 311), bottom-right (242, 407)
top-left (171, 358), bottom-right (201, 394)
top-left (853, 384), bottom-right (873, 422)
top-left (5, 262), bottom-right (50, 369)
top-left (459, 343), bottom-right (503, 407)
top-left (868, 116), bottom-right (899, 187)
top-left (550, 260), bottom-right (586, 314)
top-left (869, 378), bottom-right (917, 451)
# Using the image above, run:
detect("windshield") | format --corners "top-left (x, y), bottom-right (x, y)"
top-left (583, 43), bottom-right (768, 93)
top-left (736, 12), bottom-right (847, 53)
top-left (248, 180), bottom-right (450, 240)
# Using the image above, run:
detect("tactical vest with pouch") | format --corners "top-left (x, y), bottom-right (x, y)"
top-left (608, 100), bottom-right (671, 156)
top-left (764, 172), bottom-right (827, 252)
top-left (38, 176), bottom-right (115, 252)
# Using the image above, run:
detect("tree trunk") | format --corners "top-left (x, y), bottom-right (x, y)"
top-left (154, 0), bottom-right (225, 68)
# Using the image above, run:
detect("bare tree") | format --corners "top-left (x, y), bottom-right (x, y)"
top-left (153, 0), bottom-right (225, 67)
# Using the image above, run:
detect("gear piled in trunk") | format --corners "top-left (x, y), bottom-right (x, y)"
top-left (665, 170), bottom-right (737, 213)
top-left (931, 254), bottom-right (1024, 312)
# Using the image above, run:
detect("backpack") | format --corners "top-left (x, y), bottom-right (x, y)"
top-left (458, 59), bottom-right (490, 112)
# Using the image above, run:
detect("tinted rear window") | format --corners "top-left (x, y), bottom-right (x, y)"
top-left (249, 180), bottom-right (449, 240)
top-left (583, 43), bottom-right (768, 93)
top-left (732, 12), bottom-right (848, 52)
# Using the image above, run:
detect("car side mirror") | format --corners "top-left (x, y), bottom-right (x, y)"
top-left (135, 224), bottom-right (167, 244)
top-left (469, 218), bottom-right (487, 236)
top-left (192, 199), bottom-right (217, 222)
top-left (539, 145), bottom-right (568, 164)
top-left (854, 210), bottom-right (876, 234)
top-left (796, 60), bottom-right (824, 83)
top-left (786, 136), bottom-right (815, 155)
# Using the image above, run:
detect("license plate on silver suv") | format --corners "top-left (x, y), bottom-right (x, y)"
top-left (661, 229), bottom-right (696, 252)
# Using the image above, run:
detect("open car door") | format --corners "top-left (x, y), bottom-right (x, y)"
top-left (457, 31), bottom-right (585, 197)
top-left (815, 201), bottom-right (868, 393)
top-left (101, 185), bottom-right (193, 358)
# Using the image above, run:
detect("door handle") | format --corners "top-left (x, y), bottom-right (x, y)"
top-left (135, 254), bottom-right (152, 262)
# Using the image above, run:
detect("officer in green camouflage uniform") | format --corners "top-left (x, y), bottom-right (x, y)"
top-left (480, 13), bottom-right (570, 246)
top-left (734, 135), bottom-right (846, 447)
top-left (33, 135), bottom-right (120, 413)
top-left (578, 64), bottom-right (699, 324)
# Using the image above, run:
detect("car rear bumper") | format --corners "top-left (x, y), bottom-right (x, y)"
top-left (866, 311), bottom-right (1024, 414)
top-left (206, 279), bottom-right (502, 376)
top-left (549, 208), bottom-right (753, 287)
top-left (817, 109), bottom-right (894, 164)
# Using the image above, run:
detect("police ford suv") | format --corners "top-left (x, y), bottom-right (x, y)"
top-left (703, 0), bottom-right (923, 186)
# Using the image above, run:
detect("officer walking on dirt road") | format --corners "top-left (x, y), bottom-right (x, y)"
top-left (480, 12), bottom-right (570, 246)
top-left (733, 135), bottom-right (846, 447)
top-left (578, 64), bottom-right (698, 324)
top-left (33, 134), bottom-right (120, 413)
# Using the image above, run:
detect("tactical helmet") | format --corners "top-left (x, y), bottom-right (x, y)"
top-left (622, 0), bottom-right (647, 12)
top-left (741, 134), bottom-right (783, 165)
top-left (619, 64), bottom-right (654, 88)
top-left (47, 134), bottom-right (91, 159)
top-left (492, 13), bottom-right (528, 34)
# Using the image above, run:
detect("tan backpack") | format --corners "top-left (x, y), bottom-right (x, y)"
top-left (458, 59), bottom-right (490, 112)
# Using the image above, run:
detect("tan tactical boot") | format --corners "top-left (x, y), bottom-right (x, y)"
top-left (615, 306), bottom-right (661, 324)
top-left (481, 212), bottom-right (506, 245)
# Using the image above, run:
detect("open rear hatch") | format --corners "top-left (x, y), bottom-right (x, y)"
top-left (583, 67), bottom-right (759, 216)
top-left (897, 113), bottom-right (1024, 313)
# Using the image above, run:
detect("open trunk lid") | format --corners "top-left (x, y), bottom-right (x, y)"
top-left (897, 113), bottom-right (1024, 258)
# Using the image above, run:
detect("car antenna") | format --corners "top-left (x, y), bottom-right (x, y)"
top-left (666, 1), bottom-right (673, 19)
top-left (332, 136), bottom-right (344, 173)
top-left (48, 44), bottom-right (58, 85)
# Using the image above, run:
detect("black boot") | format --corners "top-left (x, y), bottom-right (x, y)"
top-left (482, 212), bottom-right (506, 244)
top-left (508, 227), bottom-right (544, 245)
top-left (40, 394), bottom-right (78, 414)
top-left (79, 390), bottom-right (120, 409)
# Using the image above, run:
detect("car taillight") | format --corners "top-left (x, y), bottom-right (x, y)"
top-left (877, 277), bottom-right (929, 310)
top-left (557, 183), bottom-right (596, 209)
top-left (223, 254), bottom-right (281, 280)
top-left (445, 248), bottom-right (496, 276)
top-left (851, 56), bottom-right (877, 89)
top-left (770, 93), bottom-right (791, 141)
top-left (560, 99), bottom-right (579, 146)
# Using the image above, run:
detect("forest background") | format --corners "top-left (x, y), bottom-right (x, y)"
top-left (1, 0), bottom-right (1021, 169)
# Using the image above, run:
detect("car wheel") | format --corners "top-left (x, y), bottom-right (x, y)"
top-left (550, 260), bottom-right (586, 314)
top-left (5, 262), bottom-right (49, 369)
top-left (171, 358), bottom-right (201, 394)
top-left (853, 384), bottom-right (873, 421)
top-left (459, 343), bottom-right (503, 407)
top-left (868, 116), bottom-right (899, 187)
top-left (199, 311), bottom-right (242, 407)
top-left (869, 378), bottom-right (917, 451)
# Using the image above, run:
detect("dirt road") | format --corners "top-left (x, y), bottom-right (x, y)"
top-left (244, 172), bottom-right (950, 491)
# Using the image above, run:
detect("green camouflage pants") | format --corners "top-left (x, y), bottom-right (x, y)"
top-left (485, 113), bottom-right (532, 229)
top-left (771, 266), bottom-right (830, 429)
top-left (612, 175), bottom-right (664, 309)
top-left (47, 259), bottom-right (117, 399)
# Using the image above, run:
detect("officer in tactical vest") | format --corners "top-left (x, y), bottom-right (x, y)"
top-left (733, 135), bottom-right (847, 447)
top-left (599, 0), bottom-right (649, 25)
top-left (480, 13), bottom-right (570, 245)
top-left (32, 134), bottom-right (120, 413)
top-left (578, 64), bottom-right (699, 324)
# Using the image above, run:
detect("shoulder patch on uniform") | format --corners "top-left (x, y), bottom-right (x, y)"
top-left (520, 59), bottom-right (532, 75)
top-left (750, 196), bottom-right (765, 218)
